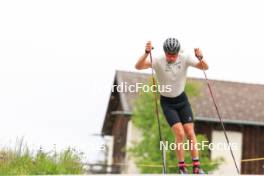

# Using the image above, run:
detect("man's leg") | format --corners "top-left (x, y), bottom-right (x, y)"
top-left (183, 123), bottom-right (204, 174)
top-left (183, 123), bottom-right (198, 158)
top-left (171, 122), bottom-right (189, 174)
top-left (171, 122), bottom-right (185, 162)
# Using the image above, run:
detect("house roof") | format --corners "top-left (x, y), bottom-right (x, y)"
top-left (102, 70), bottom-right (264, 134)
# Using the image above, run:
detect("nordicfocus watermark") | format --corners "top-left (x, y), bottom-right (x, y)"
top-left (112, 81), bottom-right (172, 93)
top-left (160, 140), bottom-right (239, 151)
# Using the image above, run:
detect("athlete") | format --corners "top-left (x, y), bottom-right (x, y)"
top-left (135, 38), bottom-right (208, 174)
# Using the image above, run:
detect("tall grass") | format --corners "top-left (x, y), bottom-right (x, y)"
top-left (0, 138), bottom-right (86, 175)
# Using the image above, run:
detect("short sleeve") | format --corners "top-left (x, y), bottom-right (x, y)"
top-left (185, 53), bottom-right (199, 67)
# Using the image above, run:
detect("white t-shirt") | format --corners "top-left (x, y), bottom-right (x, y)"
top-left (152, 52), bottom-right (198, 97)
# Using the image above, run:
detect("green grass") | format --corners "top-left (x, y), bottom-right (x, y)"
top-left (0, 138), bottom-right (86, 175)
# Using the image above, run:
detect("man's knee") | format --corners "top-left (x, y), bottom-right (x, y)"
top-left (172, 123), bottom-right (186, 141)
top-left (185, 130), bottom-right (196, 140)
top-left (175, 130), bottom-right (185, 141)
top-left (183, 123), bottom-right (196, 139)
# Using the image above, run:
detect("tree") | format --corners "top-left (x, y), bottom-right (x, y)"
top-left (129, 79), bottom-right (223, 173)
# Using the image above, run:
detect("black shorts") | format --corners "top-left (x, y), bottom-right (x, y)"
top-left (160, 92), bottom-right (194, 127)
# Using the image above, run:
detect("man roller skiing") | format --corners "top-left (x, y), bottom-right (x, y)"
top-left (135, 38), bottom-right (209, 174)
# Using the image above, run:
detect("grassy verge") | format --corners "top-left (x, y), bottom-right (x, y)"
top-left (0, 138), bottom-right (86, 175)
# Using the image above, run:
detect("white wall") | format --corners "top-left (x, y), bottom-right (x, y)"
top-left (211, 130), bottom-right (242, 175)
top-left (105, 135), bottom-right (114, 173)
top-left (124, 120), bottom-right (142, 174)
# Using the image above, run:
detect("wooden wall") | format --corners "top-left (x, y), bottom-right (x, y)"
top-left (195, 121), bottom-right (264, 174)
top-left (111, 114), bottom-right (129, 173)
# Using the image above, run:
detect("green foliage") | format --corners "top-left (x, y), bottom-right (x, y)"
top-left (129, 79), bottom-right (223, 173)
top-left (0, 138), bottom-right (85, 175)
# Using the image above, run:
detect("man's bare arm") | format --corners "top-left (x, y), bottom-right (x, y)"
top-left (135, 53), bottom-right (151, 70)
top-left (135, 41), bottom-right (152, 70)
top-left (194, 48), bottom-right (209, 70)
top-left (196, 59), bottom-right (209, 70)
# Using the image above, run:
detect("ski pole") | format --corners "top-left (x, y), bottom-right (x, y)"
top-left (149, 49), bottom-right (167, 174)
top-left (197, 53), bottom-right (240, 175)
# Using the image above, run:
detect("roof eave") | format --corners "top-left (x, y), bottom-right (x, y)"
top-left (195, 116), bottom-right (264, 126)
